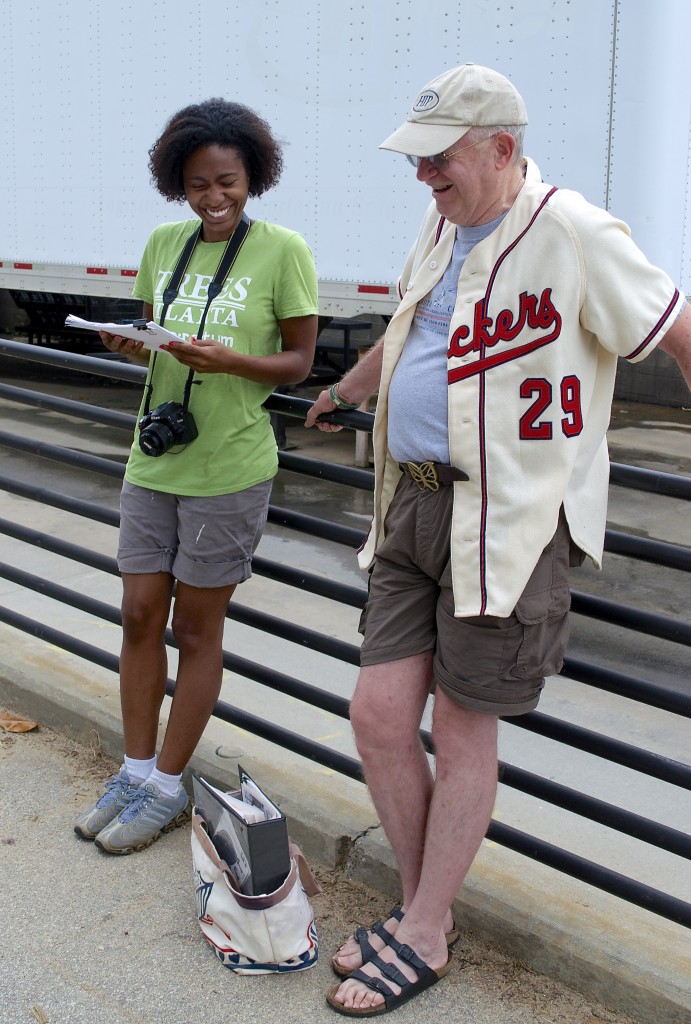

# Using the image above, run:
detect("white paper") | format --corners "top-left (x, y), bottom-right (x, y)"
top-left (64, 314), bottom-right (191, 351)
top-left (240, 772), bottom-right (282, 821)
top-left (204, 782), bottom-right (264, 824)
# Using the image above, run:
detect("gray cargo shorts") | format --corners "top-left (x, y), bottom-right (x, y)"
top-left (117, 479), bottom-right (272, 588)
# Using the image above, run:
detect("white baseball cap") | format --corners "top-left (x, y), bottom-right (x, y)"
top-left (380, 63), bottom-right (528, 157)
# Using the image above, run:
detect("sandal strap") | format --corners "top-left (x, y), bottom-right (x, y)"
top-left (378, 960), bottom-right (410, 989)
top-left (348, 909), bottom-right (403, 965)
top-left (386, 935), bottom-right (435, 979)
top-left (349, 967), bottom-right (395, 1001)
top-left (353, 925), bottom-right (377, 965)
top-left (366, 949), bottom-right (433, 1006)
top-left (370, 920), bottom-right (394, 945)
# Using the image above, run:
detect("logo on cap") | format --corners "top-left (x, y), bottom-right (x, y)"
top-left (412, 89), bottom-right (439, 113)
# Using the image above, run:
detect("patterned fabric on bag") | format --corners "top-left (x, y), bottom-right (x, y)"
top-left (191, 813), bottom-right (319, 974)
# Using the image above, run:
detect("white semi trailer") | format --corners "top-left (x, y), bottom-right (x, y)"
top-left (1, 0), bottom-right (689, 318)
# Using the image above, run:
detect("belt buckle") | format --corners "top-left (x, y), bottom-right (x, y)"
top-left (407, 461), bottom-right (439, 492)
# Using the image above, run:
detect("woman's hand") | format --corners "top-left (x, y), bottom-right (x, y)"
top-left (162, 337), bottom-right (232, 373)
top-left (99, 330), bottom-right (148, 363)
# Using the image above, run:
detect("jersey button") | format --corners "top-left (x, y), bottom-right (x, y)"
top-left (429, 260), bottom-right (438, 269)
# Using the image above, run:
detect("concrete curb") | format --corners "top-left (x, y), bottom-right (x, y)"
top-left (1, 625), bottom-right (689, 1024)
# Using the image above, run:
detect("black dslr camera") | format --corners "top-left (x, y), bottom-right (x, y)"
top-left (138, 401), bottom-right (198, 457)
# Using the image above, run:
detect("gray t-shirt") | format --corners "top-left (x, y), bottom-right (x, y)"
top-left (388, 213), bottom-right (506, 464)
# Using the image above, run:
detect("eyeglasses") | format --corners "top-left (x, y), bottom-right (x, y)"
top-left (405, 132), bottom-right (500, 170)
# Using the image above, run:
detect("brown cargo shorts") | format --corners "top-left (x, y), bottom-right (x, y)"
top-left (359, 474), bottom-right (575, 716)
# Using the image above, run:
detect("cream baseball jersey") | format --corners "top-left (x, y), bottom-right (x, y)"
top-left (359, 158), bottom-right (684, 618)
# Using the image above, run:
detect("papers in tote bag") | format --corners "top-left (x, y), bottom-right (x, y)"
top-left (192, 767), bottom-right (290, 896)
top-left (64, 314), bottom-right (190, 351)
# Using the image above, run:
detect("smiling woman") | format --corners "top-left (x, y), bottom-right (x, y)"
top-left (75, 99), bottom-right (318, 856)
top-left (182, 146), bottom-right (251, 244)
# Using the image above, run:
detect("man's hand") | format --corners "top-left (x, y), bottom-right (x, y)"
top-left (304, 387), bottom-right (345, 432)
top-left (304, 334), bottom-right (385, 432)
top-left (659, 304), bottom-right (691, 391)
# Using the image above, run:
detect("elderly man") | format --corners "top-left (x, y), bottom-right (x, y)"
top-left (306, 63), bottom-right (691, 1016)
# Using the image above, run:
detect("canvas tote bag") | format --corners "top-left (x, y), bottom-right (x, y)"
top-left (191, 813), bottom-right (320, 974)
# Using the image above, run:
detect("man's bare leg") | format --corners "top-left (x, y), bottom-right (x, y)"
top-left (332, 687), bottom-right (498, 1010)
top-left (332, 653), bottom-right (435, 973)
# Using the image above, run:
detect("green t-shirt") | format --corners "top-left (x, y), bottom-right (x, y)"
top-left (126, 218), bottom-right (318, 495)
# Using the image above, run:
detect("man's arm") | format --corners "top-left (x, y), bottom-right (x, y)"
top-left (304, 335), bottom-right (385, 431)
top-left (658, 303), bottom-right (691, 391)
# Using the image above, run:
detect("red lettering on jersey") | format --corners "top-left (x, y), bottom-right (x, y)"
top-left (448, 288), bottom-right (560, 359)
top-left (448, 288), bottom-right (562, 382)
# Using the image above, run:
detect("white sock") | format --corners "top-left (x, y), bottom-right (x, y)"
top-left (124, 755), bottom-right (157, 784)
top-left (147, 767), bottom-right (183, 798)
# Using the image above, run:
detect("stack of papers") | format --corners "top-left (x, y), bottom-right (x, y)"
top-left (64, 314), bottom-right (190, 351)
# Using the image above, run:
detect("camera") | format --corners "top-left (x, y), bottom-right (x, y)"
top-left (138, 401), bottom-right (198, 457)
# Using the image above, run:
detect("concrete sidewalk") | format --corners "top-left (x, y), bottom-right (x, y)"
top-left (2, 719), bottom-right (651, 1024)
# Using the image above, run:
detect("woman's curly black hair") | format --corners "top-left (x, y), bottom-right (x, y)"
top-left (149, 98), bottom-right (283, 202)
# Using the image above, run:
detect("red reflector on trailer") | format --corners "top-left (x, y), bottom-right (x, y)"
top-left (87, 267), bottom-right (108, 275)
top-left (121, 269), bottom-right (137, 277)
top-left (14, 262), bottom-right (32, 270)
top-left (357, 285), bottom-right (390, 294)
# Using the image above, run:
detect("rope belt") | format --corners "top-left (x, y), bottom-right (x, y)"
top-left (399, 461), bottom-right (470, 492)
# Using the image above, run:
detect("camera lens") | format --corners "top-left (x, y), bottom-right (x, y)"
top-left (139, 421), bottom-right (176, 457)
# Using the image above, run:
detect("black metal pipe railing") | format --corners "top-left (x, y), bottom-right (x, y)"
top-left (1, 594), bottom-right (689, 929)
top-left (562, 656), bottom-right (691, 717)
top-left (604, 529), bottom-right (691, 571)
top-left (227, 604), bottom-right (361, 666)
top-left (251, 556), bottom-right (366, 609)
top-left (485, 820), bottom-right (691, 928)
top-left (3, 335), bottom-right (690, 497)
top-left (267, 504), bottom-right (364, 546)
top-left (609, 460), bottom-right (691, 501)
top-left (2, 561), bottom-right (687, 880)
top-left (495, 762), bottom-right (691, 858)
top-left (0, 382), bottom-right (136, 431)
top-left (512, 711), bottom-right (691, 788)
top-left (0, 337), bottom-right (146, 382)
top-left (2, 551), bottom-right (690, 791)
top-left (0, 474), bottom-right (121, 526)
top-left (570, 590), bottom-right (691, 645)
top-left (0, 430), bottom-right (125, 478)
top-left (3, 513), bottom-right (689, 736)
top-left (1, 338), bottom-right (690, 930)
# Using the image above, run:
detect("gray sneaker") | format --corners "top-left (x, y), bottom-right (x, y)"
top-left (94, 781), bottom-right (191, 855)
top-left (74, 766), bottom-right (139, 840)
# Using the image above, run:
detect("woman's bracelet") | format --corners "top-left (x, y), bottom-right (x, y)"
top-left (329, 382), bottom-right (360, 410)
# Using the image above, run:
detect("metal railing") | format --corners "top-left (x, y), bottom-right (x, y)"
top-left (0, 337), bottom-right (689, 929)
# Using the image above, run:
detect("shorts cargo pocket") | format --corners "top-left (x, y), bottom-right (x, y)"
top-left (511, 512), bottom-right (573, 681)
top-left (511, 582), bottom-right (571, 680)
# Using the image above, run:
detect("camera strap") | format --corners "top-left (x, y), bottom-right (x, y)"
top-left (143, 213), bottom-right (252, 415)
